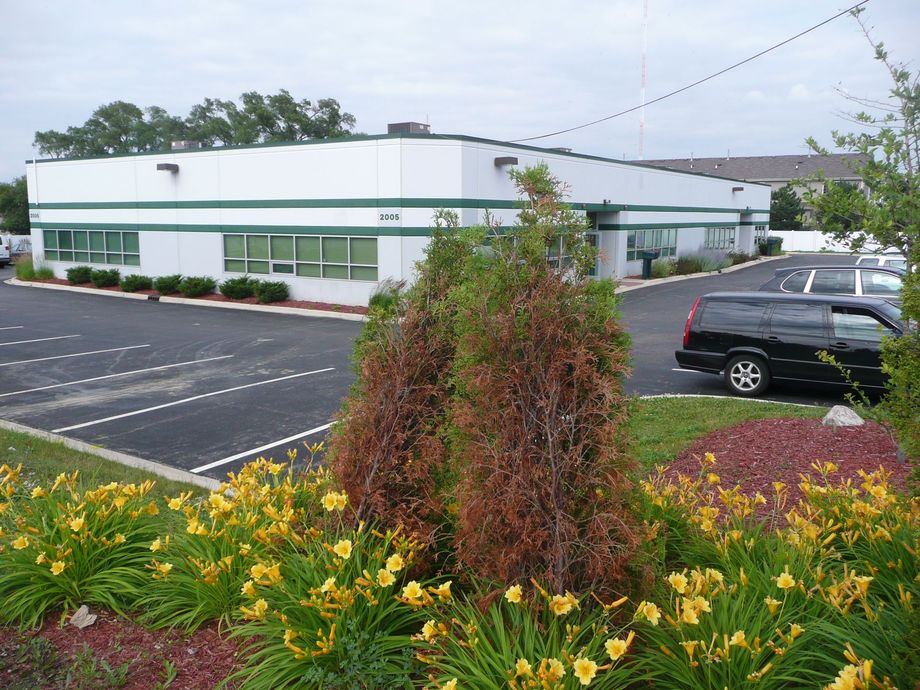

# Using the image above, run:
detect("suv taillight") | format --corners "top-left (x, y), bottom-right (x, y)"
top-left (684, 296), bottom-right (701, 347)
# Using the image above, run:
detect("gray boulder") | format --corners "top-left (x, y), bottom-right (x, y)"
top-left (822, 405), bottom-right (864, 427)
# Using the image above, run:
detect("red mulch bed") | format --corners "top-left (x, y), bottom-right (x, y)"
top-left (0, 610), bottom-right (240, 689)
top-left (663, 418), bottom-right (911, 506)
top-left (26, 279), bottom-right (368, 314)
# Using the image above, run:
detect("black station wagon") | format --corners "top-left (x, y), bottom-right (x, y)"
top-left (675, 292), bottom-right (904, 396)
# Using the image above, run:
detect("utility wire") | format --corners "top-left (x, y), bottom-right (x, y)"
top-left (509, 0), bottom-right (870, 143)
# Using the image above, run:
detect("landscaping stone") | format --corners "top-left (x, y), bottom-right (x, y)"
top-left (68, 605), bottom-right (97, 629)
top-left (821, 405), bottom-right (865, 427)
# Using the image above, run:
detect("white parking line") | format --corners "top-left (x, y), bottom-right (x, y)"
top-left (52, 367), bottom-right (335, 433)
top-left (0, 326), bottom-right (24, 331)
top-left (0, 334), bottom-right (80, 347)
top-left (0, 355), bottom-right (235, 399)
top-left (0, 344), bottom-right (151, 368)
top-left (190, 422), bottom-right (334, 474)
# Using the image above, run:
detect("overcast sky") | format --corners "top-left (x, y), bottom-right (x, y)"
top-left (1, 0), bottom-right (918, 181)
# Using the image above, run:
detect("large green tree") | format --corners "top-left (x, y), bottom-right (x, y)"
top-left (33, 91), bottom-right (356, 157)
top-left (769, 184), bottom-right (804, 230)
top-left (804, 10), bottom-right (918, 270)
top-left (0, 177), bottom-right (29, 234)
top-left (807, 9), bottom-right (919, 459)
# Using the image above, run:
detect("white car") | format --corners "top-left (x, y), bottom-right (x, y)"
top-left (855, 254), bottom-right (907, 271)
top-left (0, 238), bottom-right (10, 268)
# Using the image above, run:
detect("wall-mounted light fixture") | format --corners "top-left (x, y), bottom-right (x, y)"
top-left (494, 156), bottom-right (518, 167)
top-left (156, 163), bottom-right (179, 173)
top-left (732, 186), bottom-right (744, 192)
top-left (602, 198), bottom-right (611, 204)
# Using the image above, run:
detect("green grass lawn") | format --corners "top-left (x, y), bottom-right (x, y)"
top-left (2, 397), bottom-right (825, 497)
top-left (0, 428), bottom-right (206, 498)
top-left (628, 396), bottom-right (826, 469)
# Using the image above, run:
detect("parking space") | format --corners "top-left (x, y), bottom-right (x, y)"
top-left (1, 254), bottom-right (866, 483)
top-left (0, 281), bottom-right (362, 480)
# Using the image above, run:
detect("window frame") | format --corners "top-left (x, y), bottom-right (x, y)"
top-left (223, 232), bottom-right (378, 282)
top-left (43, 229), bottom-right (139, 266)
top-left (704, 226), bottom-right (736, 250)
top-left (626, 228), bottom-right (677, 261)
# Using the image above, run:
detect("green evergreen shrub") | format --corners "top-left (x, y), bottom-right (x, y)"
top-left (253, 280), bottom-right (289, 303)
top-left (178, 276), bottom-right (216, 297)
top-left (66, 266), bottom-right (93, 284)
top-left (90, 268), bottom-right (120, 288)
top-left (119, 274), bottom-right (153, 292)
top-left (153, 274), bottom-right (183, 294)
top-left (219, 275), bottom-right (259, 299)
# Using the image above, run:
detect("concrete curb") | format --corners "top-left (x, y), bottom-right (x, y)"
top-left (4, 277), bottom-right (366, 322)
top-left (0, 417), bottom-right (221, 491)
top-left (614, 254), bottom-right (788, 294)
top-left (639, 393), bottom-right (826, 409)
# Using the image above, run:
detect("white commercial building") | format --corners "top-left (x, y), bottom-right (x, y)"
top-left (26, 129), bottom-right (770, 306)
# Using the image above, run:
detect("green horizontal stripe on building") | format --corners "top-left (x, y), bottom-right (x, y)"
top-left (600, 222), bottom-right (756, 231)
top-left (32, 222), bottom-right (432, 237)
top-left (29, 199), bottom-right (768, 215)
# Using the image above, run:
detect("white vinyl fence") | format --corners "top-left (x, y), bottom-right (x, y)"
top-left (769, 230), bottom-right (852, 253)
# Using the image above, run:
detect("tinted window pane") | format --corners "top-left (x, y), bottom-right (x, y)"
top-left (296, 237), bottom-right (320, 262)
top-left (322, 238), bottom-right (348, 264)
top-left (296, 263), bottom-right (321, 277)
top-left (810, 270), bottom-right (855, 295)
top-left (224, 259), bottom-right (246, 273)
top-left (780, 271), bottom-right (809, 292)
top-left (247, 260), bottom-right (269, 274)
top-left (90, 252), bottom-right (105, 263)
top-left (224, 235), bottom-right (245, 258)
top-left (861, 271), bottom-right (901, 296)
top-left (106, 253), bottom-right (123, 265)
top-left (270, 236), bottom-right (294, 261)
top-left (124, 254), bottom-right (140, 266)
top-left (43, 230), bottom-right (58, 249)
top-left (888, 259), bottom-right (906, 270)
top-left (58, 251), bottom-right (74, 262)
top-left (89, 231), bottom-right (105, 251)
top-left (858, 258), bottom-right (879, 266)
top-left (58, 231), bottom-right (73, 250)
top-left (770, 304), bottom-right (825, 336)
top-left (323, 264), bottom-right (349, 279)
top-left (832, 308), bottom-right (894, 342)
top-left (350, 266), bottom-right (378, 281)
top-left (73, 231), bottom-right (88, 250)
top-left (698, 301), bottom-right (767, 331)
top-left (122, 232), bottom-right (140, 253)
top-left (74, 251), bottom-right (89, 262)
top-left (45, 250), bottom-right (58, 260)
top-left (272, 263), bottom-right (294, 274)
top-left (247, 236), bottom-right (269, 260)
top-left (105, 232), bottom-right (122, 252)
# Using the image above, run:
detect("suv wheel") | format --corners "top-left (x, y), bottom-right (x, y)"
top-left (724, 355), bottom-right (770, 397)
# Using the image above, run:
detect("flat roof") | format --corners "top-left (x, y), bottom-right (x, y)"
top-left (26, 132), bottom-right (769, 188)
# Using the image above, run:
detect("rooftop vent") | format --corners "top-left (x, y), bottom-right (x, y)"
top-left (387, 122), bottom-right (431, 134)
top-left (171, 140), bottom-right (201, 150)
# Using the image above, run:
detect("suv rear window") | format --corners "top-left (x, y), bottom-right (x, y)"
top-left (698, 300), bottom-right (768, 330)
top-left (861, 270), bottom-right (901, 296)
top-left (769, 303), bottom-right (825, 336)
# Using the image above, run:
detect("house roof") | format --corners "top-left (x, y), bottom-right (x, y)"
top-left (634, 153), bottom-right (866, 182)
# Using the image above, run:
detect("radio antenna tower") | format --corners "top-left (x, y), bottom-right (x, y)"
top-left (638, 0), bottom-right (649, 159)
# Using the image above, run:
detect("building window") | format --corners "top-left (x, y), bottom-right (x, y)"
top-left (43, 229), bottom-right (140, 266)
top-left (704, 226), bottom-right (736, 250)
top-left (754, 225), bottom-right (768, 241)
top-left (546, 232), bottom-right (599, 276)
top-left (223, 233), bottom-right (378, 281)
top-left (627, 228), bottom-right (677, 261)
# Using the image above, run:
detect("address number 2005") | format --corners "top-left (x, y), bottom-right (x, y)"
top-left (379, 213), bottom-right (400, 221)
top-left (377, 209), bottom-right (402, 227)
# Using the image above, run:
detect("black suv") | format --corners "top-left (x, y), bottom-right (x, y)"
top-left (675, 292), bottom-right (904, 396)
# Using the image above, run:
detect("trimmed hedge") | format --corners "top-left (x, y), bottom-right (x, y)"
top-left (153, 274), bottom-right (183, 294)
top-left (254, 280), bottom-right (289, 304)
top-left (220, 276), bottom-right (259, 300)
top-left (178, 276), bottom-right (216, 297)
top-left (120, 274), bottom-right (153, 292)
top-left (90, 268), bottom-right (120, 288)
top-left (66, 266), bottom-right (93, 284)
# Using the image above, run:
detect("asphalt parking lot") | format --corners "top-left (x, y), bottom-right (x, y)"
top-left (0, 280), bottom-right (362, 480)
top-left (0, 253), bottom-right (857, 481)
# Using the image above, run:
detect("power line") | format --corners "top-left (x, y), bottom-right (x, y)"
top-left (509, 0), bottom-right (870, 144)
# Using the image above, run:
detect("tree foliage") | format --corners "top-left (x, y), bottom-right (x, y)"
top-left (329, 164), bottom-right (644, 594)
top-left (33, 90), bottom-right (357, 158)
top-left (806, 9), bottom-right (920, 460)
top-left (769, 184), bottom-right (804, 231)
top-left (0, 176), bottom-right (29, 233)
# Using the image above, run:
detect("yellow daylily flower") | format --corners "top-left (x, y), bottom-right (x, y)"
top-left (572, 657), bottom-right (598, 686)
top-left (504, 584), bottom-right (523, 604)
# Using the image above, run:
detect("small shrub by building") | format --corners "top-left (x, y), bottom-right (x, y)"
top-left (90, 268), bottom-right (120, 288)
top-left (66, 266), bottom-right (93, 284)
top-left (120, 274), bottom-right (153, 292)
top-left (153, 274), bottom-right (183, 294)
top-left (178, 276), bottom-right (216, 297)
top-left (253, 280), bottom-right (289, 303)
top-left (219, 275), bottom-right (259, 300)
